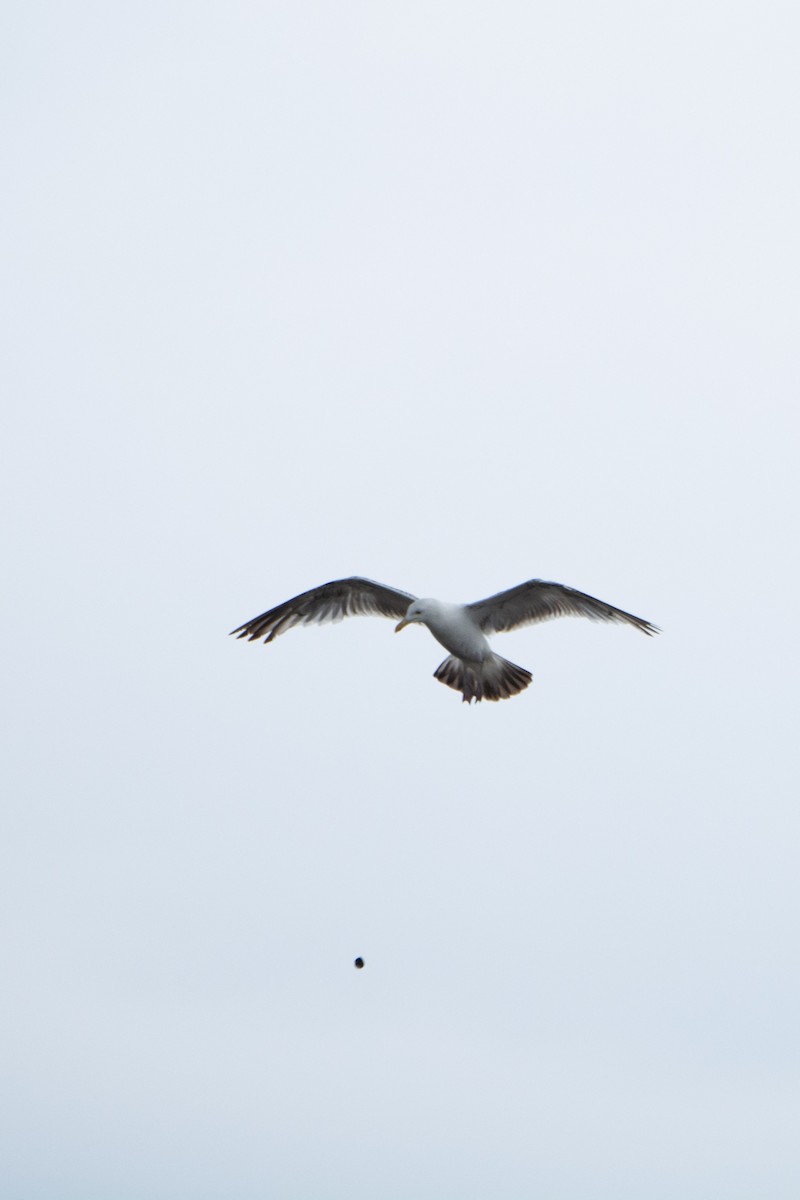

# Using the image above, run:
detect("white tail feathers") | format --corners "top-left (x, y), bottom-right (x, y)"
top-left (433, 653), bottom-right (532, 703)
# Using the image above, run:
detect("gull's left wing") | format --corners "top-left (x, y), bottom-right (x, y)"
top-left (467, 580), bottom-right (659, 636)
top-left (231, 577), bottom-right (416, 643)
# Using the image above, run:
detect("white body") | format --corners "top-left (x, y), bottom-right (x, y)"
top-left (407, 599), bottom-right (490, 662)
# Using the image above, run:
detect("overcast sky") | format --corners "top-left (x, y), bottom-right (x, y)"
top-left (2, 3), bottom-right (799, 1197)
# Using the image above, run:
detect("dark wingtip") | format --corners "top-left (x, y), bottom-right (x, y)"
top-left (230, 624), bottom-right (261, 640)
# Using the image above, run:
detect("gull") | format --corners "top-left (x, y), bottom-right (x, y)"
top-left (231, 577), bottom-right (659, 703)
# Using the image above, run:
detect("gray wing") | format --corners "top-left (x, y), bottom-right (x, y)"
top-left (467, 580), bottom-right (659, 637)
top-left (231, 577), bottom-right (416, 643)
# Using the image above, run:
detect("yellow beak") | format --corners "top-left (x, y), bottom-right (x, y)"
top-left (395, 618), bottom-right (410, 632)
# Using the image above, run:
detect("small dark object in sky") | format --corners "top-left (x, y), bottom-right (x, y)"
top-left (354, 957), bottom-right (364, 969)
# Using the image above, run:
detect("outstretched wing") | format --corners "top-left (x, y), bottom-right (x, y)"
top-left (467, 580), bottom-right (659, 636)
top-left (231, 577), bottom-right (416, 643)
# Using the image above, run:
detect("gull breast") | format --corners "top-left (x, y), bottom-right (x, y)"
top-left (424, 602), bottom-right (490, 661)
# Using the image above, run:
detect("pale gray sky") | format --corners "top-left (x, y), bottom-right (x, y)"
top-left (2, 3), bottom-right (799, 1197)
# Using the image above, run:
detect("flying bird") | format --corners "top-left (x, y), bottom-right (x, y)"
top-left (231, 576), bottom-right (658, 703)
